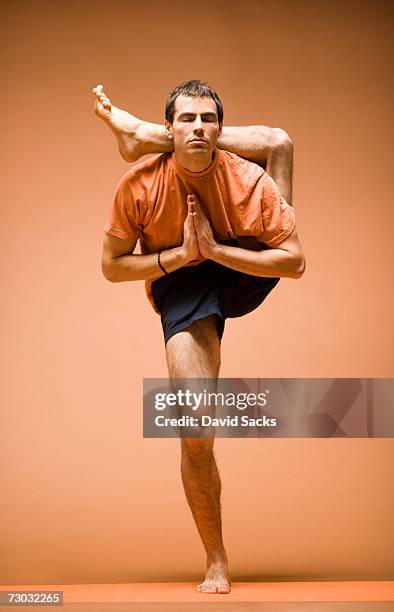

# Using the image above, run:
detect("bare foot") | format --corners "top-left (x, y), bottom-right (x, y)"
top-left (92, 84), bottom-right (143, 162)
top-left (197, 556), bottom-right (231, 594)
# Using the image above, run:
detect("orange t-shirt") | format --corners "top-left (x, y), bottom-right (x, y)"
top-left (104, 149), bottom-right (295, 312)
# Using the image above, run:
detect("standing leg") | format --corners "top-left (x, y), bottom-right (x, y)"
top-left (165, 314), bottom-right (231, 594)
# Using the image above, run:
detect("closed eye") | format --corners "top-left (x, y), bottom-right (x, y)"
top-left (178, 113), bottom-right (218, 122)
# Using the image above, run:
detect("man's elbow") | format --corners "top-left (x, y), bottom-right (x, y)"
top-left (101, 260), bottom-right (118, 283)
top-left (291, 254), bottom-right (306, 279)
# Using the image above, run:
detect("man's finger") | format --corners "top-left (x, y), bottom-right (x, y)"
top-left (189, 194), bottom-right (203, 210)
top-left (194, 206), bottom-right (209, 227)
top-left (192, 212), bottom-right (200, 232)
top-left (190, 212), bottom-right (199, 233)
top-left (193, 201), bottom-right (206, 219)
top-left (187, 196), bottom-right (194, 213)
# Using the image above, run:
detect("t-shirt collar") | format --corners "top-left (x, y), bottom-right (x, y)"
top-left (170, 149), bottom-right (220, 178)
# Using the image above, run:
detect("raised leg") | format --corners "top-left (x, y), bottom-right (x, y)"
top-left (219, 125), bottom-right (294, 205)
top-left (165, 315), bottom-right (231, 594)
top-left (92, 84), bottom-right (172, 162)
top-left (92, 85), bottom-right (293, 203)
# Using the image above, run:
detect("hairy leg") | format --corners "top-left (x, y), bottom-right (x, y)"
top-left (92, 84), bottom-right (172, 162)
top-left (166, 315), bottom-right (230, 594)
top-left (92, 85), bottom-right (293, 203)
top-left (219, 126), bottom-right (294, 205)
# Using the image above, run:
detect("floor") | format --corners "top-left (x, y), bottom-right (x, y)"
top-left (0, 581), bottom-right (393, 611)
top-left (20, 605), bottom-right (394, 612)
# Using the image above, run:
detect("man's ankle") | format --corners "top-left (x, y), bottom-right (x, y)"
top-left (207, 549), bottom-right (228, 565)
top-left (137, 122), bottom-right (173, 155)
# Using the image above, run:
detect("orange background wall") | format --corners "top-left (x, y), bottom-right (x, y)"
top-left (1, 0), bottom-right (393, 583)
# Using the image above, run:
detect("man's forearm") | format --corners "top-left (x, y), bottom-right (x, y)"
top-left (103, 245), bottom-right (187, 282)
top-left (209, 243), bottom-right (304, 279)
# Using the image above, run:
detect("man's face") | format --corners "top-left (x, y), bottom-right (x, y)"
top-left (165, 94), bottom-right (222, 157)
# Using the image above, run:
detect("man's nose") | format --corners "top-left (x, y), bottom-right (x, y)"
top-left (193, 117), bottom-right (203, 131)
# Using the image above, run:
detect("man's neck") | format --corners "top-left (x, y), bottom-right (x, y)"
top-left (174, 150), bottom-right (216, 173)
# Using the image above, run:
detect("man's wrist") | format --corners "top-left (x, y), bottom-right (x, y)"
top-left (179, 246), bottom-right (199, 266)
top-left (157, 251), bottom-right (168, 274)
top-left (160, 245), bottom-right (189, 273)
top-left (207, 242), bottom-right (224, 261)
top-left (177, 245), bottom-right (191, 266)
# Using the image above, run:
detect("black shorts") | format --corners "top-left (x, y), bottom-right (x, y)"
top-left (151, 259), bottom-right (280, 344)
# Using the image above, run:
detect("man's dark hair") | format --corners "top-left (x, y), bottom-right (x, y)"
top-left (165, 79), bottom-right (223, 125)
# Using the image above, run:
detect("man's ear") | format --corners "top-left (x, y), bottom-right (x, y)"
top-left (164, 120), bottom-right (173, 140)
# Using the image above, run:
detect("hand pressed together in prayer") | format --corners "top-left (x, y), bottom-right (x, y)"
top-left (181, 195), bottom-right (218, 264)
top-left (188, 194), bottom-right (218, 259)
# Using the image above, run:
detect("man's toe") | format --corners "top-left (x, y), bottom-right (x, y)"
top-left (203, 584), bottom-right (218, 593)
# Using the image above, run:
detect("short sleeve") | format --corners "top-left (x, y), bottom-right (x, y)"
top-left (259, 175), bottom-right (295, 247)
top-left (104, 173), bottom-right (142, 241)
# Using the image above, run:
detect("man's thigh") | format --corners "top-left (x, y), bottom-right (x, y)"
top-left (165, 314), bottom-right (221, 379)
top-left (166, 315), bottom-right (220, 439)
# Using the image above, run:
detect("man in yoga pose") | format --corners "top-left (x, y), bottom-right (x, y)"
top-left (93, 81), bottom-right (305, 594)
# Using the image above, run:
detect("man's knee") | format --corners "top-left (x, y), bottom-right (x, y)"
top-left (270, 127), bottom-right (293, 155)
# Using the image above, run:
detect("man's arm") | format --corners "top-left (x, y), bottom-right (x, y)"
top-left (208, 229), bottom-right (305, 279)
top-left (102, 199), bottom-right (201, 282)
top-left (191, 196), bottom-right (305, 280)
top-left (93, 85), bottom-right (294, 204)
